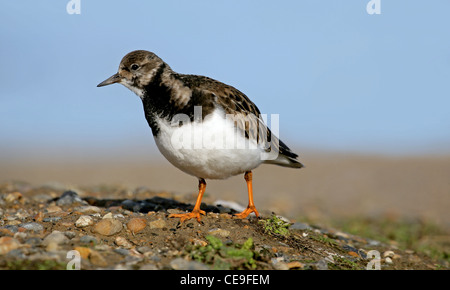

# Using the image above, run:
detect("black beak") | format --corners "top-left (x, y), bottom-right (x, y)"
top-left (97, 73), bottom-right (121, 87)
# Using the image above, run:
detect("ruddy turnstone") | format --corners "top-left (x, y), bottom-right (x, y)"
top-left (97, 50), bottom-right (303, 222)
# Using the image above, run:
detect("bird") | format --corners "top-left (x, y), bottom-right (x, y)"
top-left (97, 50), bottom-right (303, 223)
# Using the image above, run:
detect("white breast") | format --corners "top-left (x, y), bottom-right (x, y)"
top-left (153, 109), bottom-right (264, 179)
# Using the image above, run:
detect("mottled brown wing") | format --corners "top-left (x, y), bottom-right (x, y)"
top-left (180, 74), bottom-right (302, 166)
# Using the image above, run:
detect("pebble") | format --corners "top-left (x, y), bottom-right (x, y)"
top-left (170, 257), bottom-right (210, 270)
top-left (93, 219), bottom-right (122, 236)
top-left (45, 205), bottom-right (62, 214)
top-left (74, 246), bottom-right (91, 259)
top-left (64, 231), bottom-right (76, 239)
top-left (148, 219), bottom-right (166, 229)
top-left (102, 212), bottom-right (113, 219)
top-left (167, 209), bottom-right (184, 215)
top-left (115, 236), bottom-right (133, 249)
top-left (383, 250), bottom-right (395, 258)
top-left (314, 258), bottom-right (329, 270)
top-left (75, 215), bottom-right (94, 228)
top-left (74, 206), bottom-right (102, 215)
top-left (127, 218), bottom-right (147, 234)
top-left (2, 225), bottom-right (19, 234)
top-left (89, 250), bottom-right (108, 267)
top-left (114, 248), bottom-right (130, 256)
top-left (271, 257), bottom-right (289, 270)
top-left (287, 261), bottom-right (304, 269)
top-left (46, 242), bottom-right (59, 252)
top-left (42, 231), bottom-right (68, 246)
top-left (80, 235), bottom-right (98, 244)
top-left (56, 190), bottom-right (83, 206)
top-left (4, 192), bottom-right (23, 203)
top-left (25, 237), bottom-right (42, 246)
top-left (208, 228), bottom-right (230, 238)
top-left (385, 257), bottom-right (393, 264)
top-left (19, 222), bottom-right (44, 233)
top-left (43, 217), bottom-right (62, 223)
top-left (0, 237), bottom-right (21, 255)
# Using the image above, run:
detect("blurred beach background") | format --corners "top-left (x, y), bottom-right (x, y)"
top-left (1, 1), bottom-right (449, 230)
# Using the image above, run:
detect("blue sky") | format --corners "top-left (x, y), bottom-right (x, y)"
top-left (1, 1), bottom-right (449, 156)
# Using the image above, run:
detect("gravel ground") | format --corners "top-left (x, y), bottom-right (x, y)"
top-left (0, 181), bottom-right (447, 270)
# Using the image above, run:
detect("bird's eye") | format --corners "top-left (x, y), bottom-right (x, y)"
top-left (131, 64), bottom-right (139, 70)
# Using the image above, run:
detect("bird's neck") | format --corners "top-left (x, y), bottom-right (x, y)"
top-left (141, 63), bottom-right (194, 136)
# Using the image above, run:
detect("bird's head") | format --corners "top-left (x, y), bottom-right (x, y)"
top-left (97, 50), bottom-right (165, 98)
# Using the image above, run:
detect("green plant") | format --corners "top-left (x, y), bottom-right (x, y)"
top-left (259, 214), bottom-right (291, 237)
top-left (188, 235), bottom-right (259, 270)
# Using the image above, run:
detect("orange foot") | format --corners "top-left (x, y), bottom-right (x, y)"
top-left (169, 209), bottom-right (206, 223)
top-left (234, 205), bottom-right (260, 219)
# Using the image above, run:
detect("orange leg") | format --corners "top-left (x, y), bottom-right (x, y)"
top-left (169, 178), bottom-right (206, 223)
top-left (234, 171), bottom-right (260, 219)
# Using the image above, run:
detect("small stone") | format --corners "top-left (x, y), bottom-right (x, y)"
top-left (219, 213), bottom-right (232, 219)
top-left (127, 218), bottom-right (147, 234)
top-left (2, 225), bottom-right (18, 234)
top-left (89, 250), bottom-right (108, 267)
top-left (314, 258), bottom-right (329, 270)
top-left (80, 235), bottom-right (98, 244)
top-left (45, 205), bottom-right (63, 214)
top-left (191, 238), bottom-right (208, 247)
top-left (4, 192), bottom-right (23, 203)
top-left (19, 222), bottom-right (44, 233)
top-left (148, 219), bottom-right (166, 229)
top-left (102, 212), bottom-right (113, 219)
top-left (74, 246), bottom-right (91, 259)
top-left (93, 219), bottom-right (122, 236)
top-left (0, 237), bottom-right (21, 255)
top-left (25, 237), bottom-right (42, 246)
top-left (46, 242), bottom-right (59, 252)
top-left (33, 211), bottom-right (44, 222)
top-left (42, 231), bottom-right (68, 246)
top-left (287, 261), bottom-right (304, 269)
top-left (13, 232), bottom-right (27, 241)
top-left (167, 209), bottom-right (184, 215)
top-left (64, 231), bottom-right (76, 239)
top-left (385, 257), bottom-right (393, 264)
top-left (56, 190), bottom-right (83, 206)
top-left (383, 250), bottom-right (395, 258)
top-left (43, 217), bottom-right (62, 223)
top-left (74, 206), bottom-right (102, 214)
top-left (114, 248), bottom-right (130, 256)
top-left (75, 216), bottom-right (94, 228)
top-left (208, 228), bottom-right (230, 238)
top-left (348, 251), bottom-right (359, 258)
top-left (170, 257), bottom-right (210, 270)
top-left (271, 257), bottom-right (289, 270)
top-left (115, 236), bottom-right (133, 249)
top-left (136, 246), bottom-right (152, 255)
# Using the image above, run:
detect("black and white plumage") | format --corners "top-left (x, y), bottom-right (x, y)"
top-left (98, 50), bottom-right (303, 222)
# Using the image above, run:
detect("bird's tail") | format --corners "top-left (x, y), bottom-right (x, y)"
top-left (262, 138), bottom-right (304, 168)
